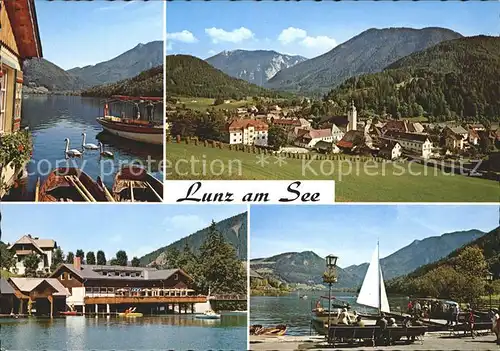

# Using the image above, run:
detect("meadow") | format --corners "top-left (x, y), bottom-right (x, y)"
top-left (166, 142), bottom-right (499, 202)
top-left (171, 97), bottom-right (252, 112)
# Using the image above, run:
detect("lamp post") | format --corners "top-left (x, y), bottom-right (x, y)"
top-left (323, 254), bottom-right (338, 336)
top-left (486, 271), bottom-right (494, 311)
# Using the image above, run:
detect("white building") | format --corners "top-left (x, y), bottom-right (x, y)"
top-left (8, 235), bottom-right (57, 275)
top-left (294, 128), bottom-right (335, 148)
top-left (331, 124), bottom-right (345, 142)
top-left (228, 119), bottom-right (268, 146)
top-left (379, 141), bottom-right (402, 160)
top-left (382, 131), bottom-right (433, 159)
top-left (347, 101), bottom-right (357, 131)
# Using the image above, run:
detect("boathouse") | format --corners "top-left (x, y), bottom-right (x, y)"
top-left (0, 0), bottom-right (43, 195)
top-left (51, 258), bottom-right (207, 315)
top-left (8, 277), bottom-right (68, 317)
top-left (0, 277), bottom-right (16, 314)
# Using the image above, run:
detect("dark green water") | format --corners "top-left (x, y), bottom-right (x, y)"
top-left (0, 315), bottom-right (246, 350)
top-left (250, 291), bottom-right (408, 336)
top-left (5, 95), bottom-right (163, 201)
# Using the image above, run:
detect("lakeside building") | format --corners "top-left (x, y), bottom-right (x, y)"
top-left (382, 130), bottom-right (433, 159)
top-left (0, 278), bottom-right (16, 314)
top-left (228, 119), bottom-right (268, 146)
top-left (50, 258), bottom-right (206, 315)
top-left (0, 0), bottom-right (43, 196)
top-left (8, 235), bottom-right (57, 275)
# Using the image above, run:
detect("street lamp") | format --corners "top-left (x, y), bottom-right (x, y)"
top-left (486, 271), bottom-right (494, 311)
top-left (323, 254), bottom-right (338, 336)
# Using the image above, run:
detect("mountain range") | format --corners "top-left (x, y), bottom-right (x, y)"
top-left (344, 229), bottom-right (485, 281)
top-left (23, 41), bottom-right (163, 92)
top-left (266, 27), bottom-right (462, 94)
top-left (326, 35), bottom-right (500, 120)
top-left (206, 50), bottom-right (307, 86)
top-left (251, 229), bottom-right (485, 289)
top-left (139, 212), bottom-right (248, 267)
top-left (165, 54), bottom-right (278, 98)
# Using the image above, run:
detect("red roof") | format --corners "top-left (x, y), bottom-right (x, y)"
top-left (308, 129), bottom-right (332, 139)
top-left (4, 0), bottom-right (43, 58)
top-left (273, 119), bottom-right (301, 126)
top-left (228, 119), bottom-right (268, 131)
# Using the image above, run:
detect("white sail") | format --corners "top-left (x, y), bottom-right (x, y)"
top-left (356, 244), bottom-right (390, 313)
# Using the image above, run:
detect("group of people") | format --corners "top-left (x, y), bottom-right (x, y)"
top-left (491, 308), bottom-right (500, 345)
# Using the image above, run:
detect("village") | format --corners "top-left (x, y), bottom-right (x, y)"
top-left (167, 98), bottom-right (500, 176)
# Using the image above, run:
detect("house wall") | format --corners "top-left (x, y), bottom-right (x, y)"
top-left (0, 1), bottom-right (21, 56)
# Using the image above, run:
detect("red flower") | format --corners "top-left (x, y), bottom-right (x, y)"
top-left (18, 144), bottom-right (24, 152)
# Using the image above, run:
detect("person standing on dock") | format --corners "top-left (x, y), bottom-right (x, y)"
top-left (133, 102), bottom-right (140, 120)
top-left (146, 102), bottom-right (154, 123)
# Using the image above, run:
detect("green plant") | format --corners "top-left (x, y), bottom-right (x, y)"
top-left (0, 130), bottom-right (32, 169)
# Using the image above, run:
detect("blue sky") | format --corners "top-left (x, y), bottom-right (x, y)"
top-left (166, 1), bottom-right (499, 59)
top-left (250, 205), bottom-right (499, 267)
top-left (1, 204), bottom-right (246, 261)
top-left (35, 0), bottom-right (163, 70)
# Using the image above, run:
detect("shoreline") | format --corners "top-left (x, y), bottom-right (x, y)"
top-left (250, 332), bottom-right (500, 350)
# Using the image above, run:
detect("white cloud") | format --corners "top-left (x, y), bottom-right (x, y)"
top-left (207, 49), bottom-right (217, 56)
top-left (278, 27), bottom-right (307, 45)
top-left (277, 27), bottom-right (337, 56)
top-left (205, 27), bottom-right (254, 43)
top-left (301, 35), bottom-right (337, 50)
top-left (166, 30), bottom-right (198, 43)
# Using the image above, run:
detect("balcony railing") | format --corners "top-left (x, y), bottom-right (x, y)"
top-left (84, 287), bottom-right (195, 298)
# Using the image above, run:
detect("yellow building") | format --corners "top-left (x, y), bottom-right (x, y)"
top-left (0, 0), bottom-right (42, 195)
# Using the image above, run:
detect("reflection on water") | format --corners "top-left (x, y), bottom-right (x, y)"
top-left (250, 291), bottom-right (408, 336)
top-left (5, 95), bottom-right (163, 201)
top-left (0, 315), bottom-right (246, 350)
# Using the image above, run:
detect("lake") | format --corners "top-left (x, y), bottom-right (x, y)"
top-left (250, 291), bottom-right (409, 336)
top-left (0, 314), bottom-right (247, 350)
top-left (4, 95), bottom-right (163, 201)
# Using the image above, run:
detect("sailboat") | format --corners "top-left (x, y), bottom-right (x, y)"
top-left (356, 241), bottom-right (390, 317)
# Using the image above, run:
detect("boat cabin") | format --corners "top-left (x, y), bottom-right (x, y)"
top-left (0, 0), bottom-right (42, 135)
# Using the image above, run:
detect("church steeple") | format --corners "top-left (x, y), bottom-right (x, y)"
top-left (348, 100), bottom-right (357, 131)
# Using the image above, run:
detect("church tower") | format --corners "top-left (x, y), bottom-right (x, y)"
top-left (347, 100), bottom-right (357, 131)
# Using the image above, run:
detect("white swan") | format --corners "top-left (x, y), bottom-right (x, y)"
top-left (99, 142), bottom-right (114, 158)
top-left (64, 138), bottom-right (82, 157)
top-left (82, 133), bottom-right (99, 150)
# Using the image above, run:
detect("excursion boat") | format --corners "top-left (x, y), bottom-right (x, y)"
top-left (96, 95), bottom-right (163, 145)
top-left (36, 168), bottom-right (111, 202)
top-left (195, 310), bottom-right (221, 320)
top-left (311, 296), bottom-right (356, 334)
top-left (112, 165), bottom-right (163, 202)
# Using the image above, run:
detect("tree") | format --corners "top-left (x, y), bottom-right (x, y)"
top-left (213, 97), bottom-right (224, 106)
top-left (131, 257), bottom-right (140, 267)
top-left (268, 125), bottom-right (287, 150)
top-left (75, 250), bottom-right (85, 264)
top-left (86, 251), bottom-right (96, 265)
top-left (115, 250), bottom-right (128, 266)
top-left (51, 248), bottom-right (65, 271)
top-left (164, 247), bottom-right (181, 269)
top-left (0, 241), bottom-right (16, 272)
top-left (198, 221), bottom-right (246, 295)
top-left (24, 254), bottom-right (41, 277)
top-left (96, 250), bottom-right (106, 265)
top-left (66, 252), bottom-right (75, 264)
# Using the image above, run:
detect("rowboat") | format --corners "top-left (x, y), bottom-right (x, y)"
top-left (118, 312), bottom-right (143, 318)
top-left (250, 324), bottom-right (287, 336)
top-left (112, 165), bottom-right (163, 202)
top-left (37, 168), bottom-right (110, 202)
top-left (195, 310), bottom-right (221, 320)
top-left (96, 95), bottom-right (163, 145)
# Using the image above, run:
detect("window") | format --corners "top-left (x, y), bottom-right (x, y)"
top-left (0, 71), bottom-right (6, 134)
top-left (61, 274), bottom-right (65, 280)
top-left (68, 273), bottom-right (72, 280)
top-left (174, 273), bottom-right (179, 281)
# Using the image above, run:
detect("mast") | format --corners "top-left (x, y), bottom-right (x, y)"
top-left (378, 240), bottom-right (381, 316)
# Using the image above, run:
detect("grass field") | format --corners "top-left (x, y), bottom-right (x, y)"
top-left (166, 143), bottom-right (499, 202)
top-left (173, 97), bottom-right (252, 112)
